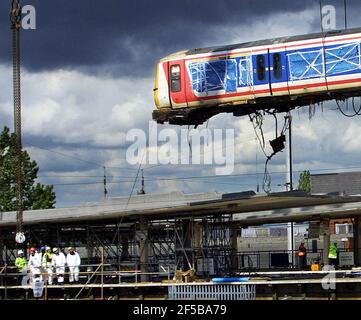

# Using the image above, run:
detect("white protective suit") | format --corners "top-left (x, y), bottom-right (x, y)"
top-left (42, 253), bottom-right (54, 285)
top-left (66, 252), bottom-right (81, 283)
top-left (52, 252), bottom-right (66, 283)
top-left (28, 252), bottom-right (43, 281)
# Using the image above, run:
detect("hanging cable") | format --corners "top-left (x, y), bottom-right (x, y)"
top-left (249, 113), bottom-right (290, 193)
top-left (249, 113), bottom-right (267, 158)
top-left (351, 97), bottom-right (361, 115)
top-left (263, 158), bottom-right (272, 194)
top-left (308, 104), bottom-right (316, 120)
top-left (336, 99), bottom-right (361, 117)
top-left (187, 125), bottom-right (193, 159)
top-left (273, 113), bottom-right (278, 137)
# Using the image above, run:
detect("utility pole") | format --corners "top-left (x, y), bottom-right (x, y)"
top-left (103, 166), bottom-right (108, 199)
top-left (286, 113), bottom-right (293, 192)
top-left (285, 112), bottom-right (295, 267)
top-left (256, 138), bottom-right (260, 193)
top-left (138, 169), bottom-right (145, 195)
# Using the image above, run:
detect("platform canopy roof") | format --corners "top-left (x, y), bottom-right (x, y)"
top-left (1, 190), bottom-right (361, 228)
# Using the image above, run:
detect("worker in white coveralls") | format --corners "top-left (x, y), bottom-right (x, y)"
top-left (52, 248), bottom-right (66, 284)
top-left (28, 247), bottom-right (42, 282)
top-left (42, 246), bottom-right (54, 285)
top-left (66, 247), bottom-right (81, 283)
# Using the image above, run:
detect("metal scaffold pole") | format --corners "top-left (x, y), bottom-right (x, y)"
top-left (101, 247), bottom-right (104, 300)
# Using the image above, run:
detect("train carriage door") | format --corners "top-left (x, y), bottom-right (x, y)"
top-left (252, 50), bottom-right (271, 98)
top-left (269, 49), bottom-right (289, 96)
top-left (169, 60), bottom-right (188, 109)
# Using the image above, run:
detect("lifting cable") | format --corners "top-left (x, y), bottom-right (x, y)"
top-left (11, 0), bottom-right (25, 244)
top-left (249, 111), bottom-right (289, 194)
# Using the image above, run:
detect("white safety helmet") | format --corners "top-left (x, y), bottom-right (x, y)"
top-left (17, 249), bottom-right (24, 255)
top-left (52, 248), bottom-right (59, 253)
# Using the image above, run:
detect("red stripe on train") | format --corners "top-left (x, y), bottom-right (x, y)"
top-left (187, 77), bottom-right (361, 102)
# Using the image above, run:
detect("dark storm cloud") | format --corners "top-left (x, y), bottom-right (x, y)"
top-left (0, 0), bottom-right (322, 77)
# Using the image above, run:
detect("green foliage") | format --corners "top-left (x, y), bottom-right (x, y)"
top-left (298, 170), bottom-right (311, 193)
top-left (0, 126), bottom-right (56, 211)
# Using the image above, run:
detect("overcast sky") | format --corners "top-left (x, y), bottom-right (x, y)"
top-left (0, 0), bottom-right (361, 208)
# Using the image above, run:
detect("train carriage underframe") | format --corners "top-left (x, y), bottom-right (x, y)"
top-left (153, 86), bottom-right (361, 126)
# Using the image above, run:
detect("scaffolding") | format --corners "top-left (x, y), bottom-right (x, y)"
top-left (0, 211), bottom-right (240, 282)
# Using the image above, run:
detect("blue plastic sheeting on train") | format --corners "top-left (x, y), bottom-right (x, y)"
top-left (325, 42), bottom-right (361, 76)
top-left (239, 57), bottom-right (253, 87)
top-left (226, 60), bottom-right (237, 92)
top-left (288, 49), bottom-right (324, 80)
top-left (189, 56), bottom-right (252, 94)
top-left (189, 60), bottom-right (234, 93)
top-left (288, 42), bottom-right (361, 81)
top-left (212, 277), bottom-right (250, 283)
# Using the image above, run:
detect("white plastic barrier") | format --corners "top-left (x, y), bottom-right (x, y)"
top-left (168, 284), bottom-right (256, 300)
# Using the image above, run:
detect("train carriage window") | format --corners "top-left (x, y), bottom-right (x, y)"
top-left (273, 53), bottom-right (282, 80)
top-left (171, 65), bottom-right (181, 92)
top-left (256, 55), bottom-right (266, 81)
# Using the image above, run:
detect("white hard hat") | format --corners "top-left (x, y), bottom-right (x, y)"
top-left (18, 249), bottom-right (24, 255)
top-left (52, 248), bottom-right (59, 252)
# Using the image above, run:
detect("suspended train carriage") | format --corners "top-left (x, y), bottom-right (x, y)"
top-left (153, 28), bottom-right (361, 126)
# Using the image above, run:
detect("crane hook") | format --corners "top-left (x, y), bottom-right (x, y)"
top-left (10, 0), bottom-right (22, 27)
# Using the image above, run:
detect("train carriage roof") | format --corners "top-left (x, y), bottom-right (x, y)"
top-left (186, 27), bottom-right (361, 55)
top-left (162, 27), bottom-right (361, 61)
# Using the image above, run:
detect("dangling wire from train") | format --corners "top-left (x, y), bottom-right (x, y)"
top-left (308, 104), bottom-right (316, 120)
top-left (187, 125), bottom-right (193, 159)
top-left (351, 97), bottom-right (361, 115)
top-left (250, 112), bottom-right (289, 193)
top-left (336, 98), bottom-right (361, 117)
top-left (205, 120), bottom-right (210, 147)
top-left (249, 112), bottom-right (267, 158)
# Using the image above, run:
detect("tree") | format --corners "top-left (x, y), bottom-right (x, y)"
top-left (0, 126), bottom-right (56, 212)
top-left (298, 170), bottom-right (311, 193)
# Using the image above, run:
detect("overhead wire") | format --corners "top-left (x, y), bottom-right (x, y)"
top-left (51, 179), bottom-right (256, 187)
top-left (26, 144), bottom-right (104, 168)
top-left (36, 163), bottom-right (361, 182)
top-left (110, 153), bottom-right (145, 246)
